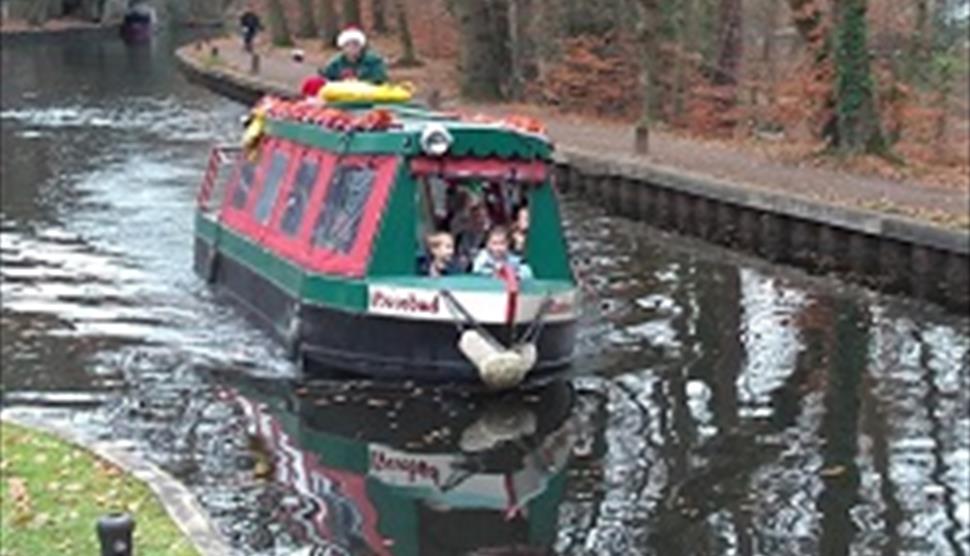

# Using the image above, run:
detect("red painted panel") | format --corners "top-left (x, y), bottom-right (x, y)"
top-left (262, 149), bottom-right (336, 263)
top-left (410, 157), bottom-right (548, 183)
top-left (303, 155), bottom-right (400, 277)
top-left (221, 138), bottom-right (276, 237)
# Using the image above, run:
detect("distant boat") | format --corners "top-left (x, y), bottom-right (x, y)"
top-left (119, 5), bottom-right (155, 43)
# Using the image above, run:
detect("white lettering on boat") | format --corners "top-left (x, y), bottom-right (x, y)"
top-left (369, 448), bottom-right (443, 487)
top-left (370, 289), bottom-right (441, 316)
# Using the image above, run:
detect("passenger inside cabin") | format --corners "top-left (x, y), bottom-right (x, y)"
top-left (449, 189), bottom-right (491, 271)
top-left (473, 225), bottom-right (533, 280)
top-left (320, 27), bottom-right (389, 85)
top-left (418, 231), bottom-right (462, 277)
top-left (511, 204), bottom-right (529, 256)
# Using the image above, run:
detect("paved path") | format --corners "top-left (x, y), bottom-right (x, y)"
top-left (188, 38), bottom-right (969, 228)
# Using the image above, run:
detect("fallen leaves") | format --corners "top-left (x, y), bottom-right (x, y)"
top-left (8, 476), bottom-right (34, 525)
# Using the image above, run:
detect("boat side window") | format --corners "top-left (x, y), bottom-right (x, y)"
top-left (252, 151), bottom-right (289, 224)
top-left (230, 161), bottom-right (258, 210)
top-left (279, 158), bottom-right (319, 237)
top-left (311, 164), bottom-right (376, 254)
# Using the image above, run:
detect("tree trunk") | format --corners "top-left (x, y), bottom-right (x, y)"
top-left (372, 0), bottom-right (388, 33)
top-left (786, 0), bottom-right (838, 142)
top-left (713, 0), bottom-right (742, 87)
top-left (634, 0), bottom-right (662, 130)
top-left (296, 0), bottom-right (319, 38)
top-left (905, 0), bottom-right (933, 83)
top-left (507, 0), bottom-right (537, 100)
top-left (673, 0), bottom-right (695, 122)
top-left (393, 0), bottom-right (420, 66)
top-left (342, 0), bottom-right (361, 27)
top-left (317, 0), bottom-right (340, 46)
top-left (267, 0), bottom-right (295, 47)
top-left (832, 0), bottom-right (886, 153)
top-left (453, 0), bottom-right (512, 100)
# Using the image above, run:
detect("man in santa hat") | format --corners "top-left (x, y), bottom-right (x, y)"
top-left (319, 26), bottom-right (388, 85)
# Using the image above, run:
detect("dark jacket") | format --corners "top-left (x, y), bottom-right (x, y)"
top-left (417, 255), bottom-right (463, 277)
top-left (240, 11), bottom-right (262, 33)
top-left (320, 50), bottom-right (388, 84)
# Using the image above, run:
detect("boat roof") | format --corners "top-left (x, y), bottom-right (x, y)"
top-left (264, 101), bottom-right (555, 161)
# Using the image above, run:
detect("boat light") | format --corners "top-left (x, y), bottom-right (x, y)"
top-left (420, 124), bottom-right (453, 157)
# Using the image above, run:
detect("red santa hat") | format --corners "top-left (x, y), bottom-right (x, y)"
top-left (300, 75), bottom-right (326, 97)
top-left (336, 26), bottom-right (367, 48)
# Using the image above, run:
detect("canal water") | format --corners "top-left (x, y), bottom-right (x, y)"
top-left (2, 31), bottom-right (968, 556)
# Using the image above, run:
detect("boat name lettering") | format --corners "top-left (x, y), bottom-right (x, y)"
top-left (370, 449), bottom-right (441, 486)
top-left (370, 290), bottom-right (441, 315)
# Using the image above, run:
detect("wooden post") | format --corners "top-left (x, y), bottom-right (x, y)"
top-left (634, 124), bottom-right (649, 155)
top-left (428, 88), bottom-right (442, 110)
top-left (250, 53), bottom-right (261, 74)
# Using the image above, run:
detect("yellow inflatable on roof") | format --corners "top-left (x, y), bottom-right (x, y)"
top-left (319, 80), bottom-right (413, 103)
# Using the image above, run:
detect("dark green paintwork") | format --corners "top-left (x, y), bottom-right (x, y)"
top-left (367, 163), bottom-right (418, 276)
top-left (526, 184), bottom-right (575, 282)
top-left (267, 120), bottom-right (416, 155)
top-left (195, 213), bottom-right (367, 311)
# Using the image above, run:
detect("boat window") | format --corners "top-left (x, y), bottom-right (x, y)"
top-left (253, 151), bottom-right (289, 224)
top-left (279, 158), bottom-right (319, 237)
top-left (311, 164), bottom-right (376, 254)
top-left (230, 160), bottom-right (258, 210)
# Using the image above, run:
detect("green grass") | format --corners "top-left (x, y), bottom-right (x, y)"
top-left (0, 421), bottom-right (198, 556)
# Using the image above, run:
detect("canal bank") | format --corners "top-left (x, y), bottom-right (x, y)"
top-left (174, 42), bottom-right (970, 314)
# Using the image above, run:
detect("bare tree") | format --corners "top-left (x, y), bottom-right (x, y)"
top-left (267, 0), bottom-right (295, 47)
top-left (342, 0), bottom-right (362, 27)
top-left (297, 0), bottom-right (319, 38)
top-left (633, 0), bottom-right (662, 153)
top-left (372, 0), bottom-right (388, 33)
top-left (713, 0), bottom-right (742, 87)
top-left (453, 0), bottom-right (512, 100)
top-left (318, 0), bottom-right (340, 46)
top-left (507, 0), bottom-right (538, 100)
top-left (393, 0), bottom-right (420, 66)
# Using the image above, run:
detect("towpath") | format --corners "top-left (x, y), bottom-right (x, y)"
top-left (179, 37), bottom-right (969, 229)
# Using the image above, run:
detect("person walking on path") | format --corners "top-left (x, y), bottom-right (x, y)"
top-left (239, 5), bottom-right (262, 53)
top-left (319, 26), bottom-right (388, 84)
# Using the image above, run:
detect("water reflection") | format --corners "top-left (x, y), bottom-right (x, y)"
top-left (218, 377), bottom-right (598, 555)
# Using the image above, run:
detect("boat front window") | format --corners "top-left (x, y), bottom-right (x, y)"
top-left (279, 158), bottom-right (320, 237)
top-left (253, 151), bottom-right (290, 224)
top-left (311, 164), bottom-right (376, 254)
top-left (230, 160), bottom-right (257, 210)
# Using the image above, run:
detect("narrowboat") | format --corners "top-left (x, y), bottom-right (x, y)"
top-left (223, 375), bottom-right (587, 555)
top-left (194, 90), bottom-right (579, 389)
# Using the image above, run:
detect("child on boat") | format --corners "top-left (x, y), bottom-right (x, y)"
top-left (419, 231), bottom-right (462, 277)
top-left (473, 226), bottom-right (533, 279)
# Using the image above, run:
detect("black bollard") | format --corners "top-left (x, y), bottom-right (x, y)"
top-left (96, 513), bottom-right (134, 556)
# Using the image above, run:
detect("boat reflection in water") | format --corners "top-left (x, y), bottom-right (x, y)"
top-left (225, 377), bottom-right (591, 555)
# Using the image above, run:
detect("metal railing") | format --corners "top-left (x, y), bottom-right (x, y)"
top-left (197, 145), bottom-right (242, 213)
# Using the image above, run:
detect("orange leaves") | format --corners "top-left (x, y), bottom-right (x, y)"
top-left (535, 33), bottom-right (642, 120)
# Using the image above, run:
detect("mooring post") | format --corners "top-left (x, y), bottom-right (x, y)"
top-left (96, 513), bottom-right (134, 556)
top-left (250, 53), bottom-right (261, 74)
top-left (428, 88), bottom-right (442, 110)
top-left (634, 124), bottom-right (649, 155)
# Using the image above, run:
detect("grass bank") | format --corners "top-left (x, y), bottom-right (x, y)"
top-left (0, 421), bottom-right (198, 556)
